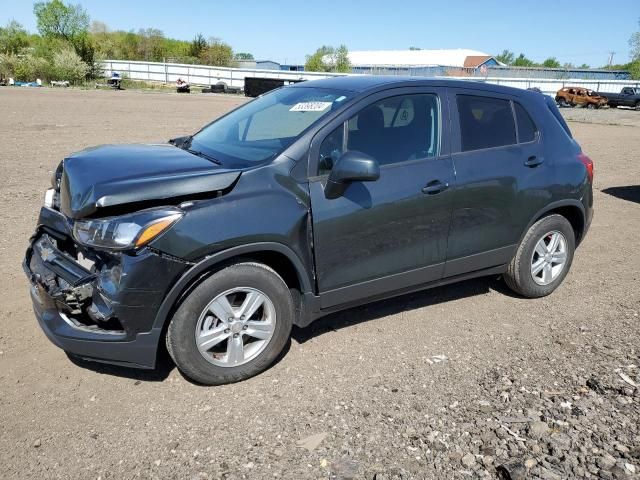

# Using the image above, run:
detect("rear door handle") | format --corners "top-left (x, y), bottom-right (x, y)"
top-left (524, 156), bottom-right (544, 167)
top-left (422, 180), bottom-right (449, 195)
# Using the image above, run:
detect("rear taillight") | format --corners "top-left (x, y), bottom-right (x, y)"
top-left (578, 153), bottom-right (594, 183)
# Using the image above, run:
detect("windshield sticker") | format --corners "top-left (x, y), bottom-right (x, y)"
top-left (290, 102), bottom-right (332, 112)
top-left (335, 96), bottom-right (347, 102)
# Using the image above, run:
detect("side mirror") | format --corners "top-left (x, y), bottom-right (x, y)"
top-left (324, 150), bottom-right (380, 199)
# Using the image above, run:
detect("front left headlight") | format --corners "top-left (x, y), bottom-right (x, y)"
top-left (73, 208), bottom-right (183, 251)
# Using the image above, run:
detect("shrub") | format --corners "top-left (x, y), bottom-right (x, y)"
top-left (14, 54), bottom-right (52, 81)
top-left (52, 48), bottom-right (87, 82)
top-left (0, 53), bottom-right (18, 78)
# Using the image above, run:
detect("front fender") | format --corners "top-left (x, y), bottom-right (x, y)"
top-left (151, 242), bottom-right (313, 331)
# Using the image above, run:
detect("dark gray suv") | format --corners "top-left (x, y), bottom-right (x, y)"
top-left (24, 77), bottom-right (594, 384)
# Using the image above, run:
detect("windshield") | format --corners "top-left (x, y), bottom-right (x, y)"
top-left (189, 87), bottom-right (352, 167)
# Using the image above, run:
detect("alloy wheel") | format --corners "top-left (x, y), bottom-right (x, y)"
top-left (194, 287), bottom-right (276, 367)
top-left (530, 231), bottom-right (568, 286)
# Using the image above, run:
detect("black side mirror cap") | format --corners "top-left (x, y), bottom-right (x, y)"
top-left (324, 151), bottom-right (380, 199)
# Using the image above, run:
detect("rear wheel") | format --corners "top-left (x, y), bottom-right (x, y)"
top-left (166, 262), bottom-right (294, 385)
top-left (504, 215), bottom-right (575, 298)
top-left (635, 101), bottom-right (640, 111)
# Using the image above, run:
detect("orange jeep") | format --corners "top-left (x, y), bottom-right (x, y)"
top-left (555, 87), bottom-right (608, 109)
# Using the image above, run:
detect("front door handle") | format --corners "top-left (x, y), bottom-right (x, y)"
top-left (422, 180), bottom-right (449, 195)
top-left (524, 155), bottom-right (544, 167)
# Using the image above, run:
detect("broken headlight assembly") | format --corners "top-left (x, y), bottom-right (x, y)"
top-left (72, 208), bottom-right (183, 251)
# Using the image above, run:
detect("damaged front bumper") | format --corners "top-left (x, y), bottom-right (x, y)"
top-left (24, 207), bottom-right (189, 369)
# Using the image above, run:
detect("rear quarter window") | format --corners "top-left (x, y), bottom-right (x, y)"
top-left (514, 102), bottom-right (538, 143)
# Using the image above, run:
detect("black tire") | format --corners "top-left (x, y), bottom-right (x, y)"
top-left (166, 262), bottom-right (294, 385)
top-left (586, 103), bottom-right (596, 109)
top-left (635, 101), bottom-right (640, 111)
top-left (504, 214), bottom-right (575, 298)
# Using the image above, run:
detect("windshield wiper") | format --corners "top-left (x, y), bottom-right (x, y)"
top-left (185, 148), bottom-right (222, 165)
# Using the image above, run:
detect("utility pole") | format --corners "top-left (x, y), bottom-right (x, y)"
top-left (607, 51), bottom-right (615, 68)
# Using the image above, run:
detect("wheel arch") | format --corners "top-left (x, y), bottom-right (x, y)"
top-left (152, 242), bottom-right (313, 331)
top-left (521, 200), bottom-right (586, 247)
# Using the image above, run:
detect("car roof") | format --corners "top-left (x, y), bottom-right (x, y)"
top-left (291, 75), bottom-right (538, 99)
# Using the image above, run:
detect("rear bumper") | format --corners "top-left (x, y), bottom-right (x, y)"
top-left (24, 207), bottom-right (189, 369)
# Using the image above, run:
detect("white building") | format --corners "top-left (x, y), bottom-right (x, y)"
top-left (347, 49), bottom-right (501, 74)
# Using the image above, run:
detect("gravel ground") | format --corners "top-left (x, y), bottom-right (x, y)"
top-left (0, 88), bottom-right (638, 480)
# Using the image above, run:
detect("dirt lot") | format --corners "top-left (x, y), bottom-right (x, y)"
top-left (0, 88), bottom-right (638, 480)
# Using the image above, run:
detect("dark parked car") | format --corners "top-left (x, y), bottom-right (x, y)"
top-left (24, 77), bottom-right (594, 385)
top-left (598, 87), bottom-right (640, 110)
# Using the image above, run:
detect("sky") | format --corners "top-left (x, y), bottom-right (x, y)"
top-left (1, 0), bottom-right (638, 67)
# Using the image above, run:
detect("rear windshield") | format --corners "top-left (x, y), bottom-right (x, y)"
top-left (190, 87), bottom-right (352, 167)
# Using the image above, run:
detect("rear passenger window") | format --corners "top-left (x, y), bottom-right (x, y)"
top-left (457, 95), bottom-right (516, 151)
top-left (514, 103), bottom-right (537, 143)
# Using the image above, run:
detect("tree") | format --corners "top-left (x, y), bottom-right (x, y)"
top-left (628, 19), bottom-right (640, 79)
top-left (0, 20), bottom-right (29, 55)
top-left (578, 63), bottom-right (590, 69)
top-left (305, 45), bottom-right (332, 72)
top-left (627, 60), bottom-right (640, 78)
top-left (235, 52), bottom-right (254, 60)
top-left (189, 33), bottom-right (207, 58)
top-left (495, 49), bottom-right (515, 65)
top-left (137, 28), bottom-right (165, 61)
top-left (334, 45), bottom-right (351, 73)
top-left (630, 18), bottom-right (640, 61)
top-left (199, 37), bottom-right (233, 66)
top-left (33, 0), bottom-right (89, 42)
top-left (305, 45), bottom-right (351, 73)
top-left (513, 53), bottom-right (535, 67)
top-left (542, 57), bottom-right (561, 68)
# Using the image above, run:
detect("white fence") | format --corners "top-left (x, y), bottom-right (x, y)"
top-left (102, 59), bottom-right (640, 96)
top-left (102, 60), bottom-right (341, 90)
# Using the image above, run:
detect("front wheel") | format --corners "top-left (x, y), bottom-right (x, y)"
top-left (635, 101), bottom-right (640, 111)
top-left (504, 215), bottom-right (575, 298)
top-left (166, 262), bottom-right (294, 385)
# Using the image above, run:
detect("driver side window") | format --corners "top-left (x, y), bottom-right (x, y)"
top-left (317, 93), bottom-right (440, 176)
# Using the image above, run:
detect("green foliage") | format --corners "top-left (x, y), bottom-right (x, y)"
top-left (513, 53), bottom-right (535, 67)
top-left (630, 19), bottom-right (640, 61)
top-left (0, 20), bottom-right (29, 54)
top-left (305, 45), bottom-right (331, 72)
top-left (199, 37), bottom-right (234, 67)
top-left (189, 33), bottom-right (207, 58)
top-left (14, 54), bottom-right (52, 81)
top-left (629, 19), bottom-right (640, 79)
top-left (305, 45), bottom-right (351, 73)
top-left (52, 48), bottom-right (88, 82)
top-left (542, 57), bottom-right (561, 68)
top-left (33, 0), bottom-right (89, 42)
top-left (578, 63), bottom-right (590, 69)
top-left (334, 45), bottom-right (351, 73)
top-left (629, 60), bottom-right (640, 80)
top-left (235, 52), bottom-right (254, 60)
top-left (0, 53), bottom-right (18, 77)
top-left (495, 49), bottom-right (515, 65)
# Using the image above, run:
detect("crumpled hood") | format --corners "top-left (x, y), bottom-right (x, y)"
top-left (59, 144), bottom-right (241, 219)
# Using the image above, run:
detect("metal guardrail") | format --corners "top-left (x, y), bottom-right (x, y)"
top-left (102, 60), bottom-right (639, 97)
